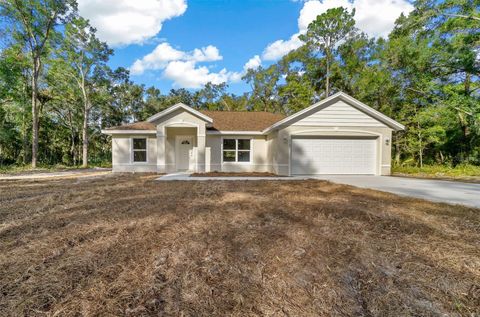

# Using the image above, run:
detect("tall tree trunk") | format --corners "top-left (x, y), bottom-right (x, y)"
top-left (22, 106), bottom-right (28, 165)
top-left (325, 55), bottom-right (330, 98)
top-left (464, 72), bottom-right (470, 95)
top-left (418, 128), bottom-right (423, 168)
top-left (82, 104), bottom-right (89, 168)
top-left (67, 110), bottom-right (76, 166)
top-left (394, 137), bottom-right (401, 166)
top-left (31, 57), bottom-right (40, 168)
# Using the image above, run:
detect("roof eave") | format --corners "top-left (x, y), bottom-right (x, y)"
top-left (101, 129), bottom-right (157, 135)
top-left (206, 130), bottom-right (265, 135)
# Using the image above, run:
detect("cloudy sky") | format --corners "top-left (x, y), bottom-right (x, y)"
top-left (78, 0), bottom-right (413, 94)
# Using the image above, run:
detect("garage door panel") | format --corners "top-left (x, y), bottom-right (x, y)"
top-left (291, 138), bottom-right (376, 175)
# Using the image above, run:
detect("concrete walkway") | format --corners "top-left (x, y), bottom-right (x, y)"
top-left (312, 175), bottom-right (480, 209)
top-left (156, 172), bottom-right (308, 181)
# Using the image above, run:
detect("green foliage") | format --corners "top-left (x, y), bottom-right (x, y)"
top-left (393, 164), bottom-right (480, 177)
top-left (242, 65), bottom-right (282, 112)
top-left (299, 7), bottom-right (356, 96)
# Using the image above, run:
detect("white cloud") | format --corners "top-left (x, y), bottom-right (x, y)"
top-left (298, 0), bottom-right (413, 38)
top-left (262, 0), bottom-right (413, 61)
top-left (163, 61), bottom-right (241, 89)
top-left (77, 0), bottom-right (187, 46)
top-left (191, 45), bottom-right (223, 62)
top-left (130, 43), bottom-right (224, 76)
top-left (130, 43), bottom-right (186, 75)
top-left (262, 33), bottom-right (303, 61)
top-left (243, 55), bottom-right (262, 71)
top-left (130, 43), bottom-right (240, 88)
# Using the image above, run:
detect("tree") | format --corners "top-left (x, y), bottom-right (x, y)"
top-left (299, 7), bottom-right (356, 97)
top-left (385, 0), bottom-right (480, 165)
top-left (57, 17), bottom-right (112, 167)
top-left (242, 65), bottom-right (281, 112)
top-left (0, 45), bottom-right (30, 164)
top-left (0, 0), bottom-right (76, 167)
top-left (194, 82), bottom-right (228, 110)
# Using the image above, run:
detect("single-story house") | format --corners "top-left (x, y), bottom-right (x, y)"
top-left (102, 92), bottom-right (404, 176)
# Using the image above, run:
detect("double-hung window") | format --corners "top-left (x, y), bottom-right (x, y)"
top-left (222, 139), bottom-right (251, 163)
top-left (132, 138), bottom-right (147, 162)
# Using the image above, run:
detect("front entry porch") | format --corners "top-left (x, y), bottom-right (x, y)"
top-left (157, 125), bottom-right (211, 174)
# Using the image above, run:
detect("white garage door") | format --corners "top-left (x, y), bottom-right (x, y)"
top-left (291, 137), bottom-right (377, 175)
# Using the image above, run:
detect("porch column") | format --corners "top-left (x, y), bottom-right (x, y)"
top-left (196, 134), bottom-right (206, 173)
top-left (156, 129), bottom-right (166, 173)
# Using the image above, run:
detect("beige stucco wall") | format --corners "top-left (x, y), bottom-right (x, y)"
top-left (270, 126), bottom-right (392, 176)
top-left (206, 134), bottom-right (272, 173)
top-left (111, 134), bottom-right (157, 172)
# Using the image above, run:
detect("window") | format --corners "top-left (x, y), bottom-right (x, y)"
top-left (132, 138), bottom-right (147, 162)
top-left (222, 139), bottom-right (251, 163)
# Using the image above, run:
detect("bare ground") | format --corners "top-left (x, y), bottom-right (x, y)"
top-left (0, 174), bottom-right (479, 316)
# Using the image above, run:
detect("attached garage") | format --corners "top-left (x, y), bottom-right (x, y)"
top-left (264, 93), bottom-right (405, 176)
top-left (291, 137), bottom-right (377, 175)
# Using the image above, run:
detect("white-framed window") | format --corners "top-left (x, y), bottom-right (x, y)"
top-left (222, 138), bottom-right (251, 163)
top-left (132, 138), bottom-right (147, 162)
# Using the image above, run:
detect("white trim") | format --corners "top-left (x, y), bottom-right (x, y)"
top-left (164, 121), bottom-right (199, 128)
top-left (163, 121), bottom-right (204, 136)
top-left (131, 137), bottom-right (148, 164)
top-left (207, 130), bottom-right (264, 135)
top-left (146, 103), bottom-right (213, 123)
top-left (263, 92), bottom-right (405, 133)
top-left (102, 129), bottom-right (156, 135)
top-left (221, 137), bottom-right (253, 164)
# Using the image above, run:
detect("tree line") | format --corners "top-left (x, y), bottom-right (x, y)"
top-left (0, 0), bottom-right (478, 168)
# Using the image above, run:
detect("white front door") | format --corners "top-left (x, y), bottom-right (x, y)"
top-left (175, 136), bottom-right (194, 171)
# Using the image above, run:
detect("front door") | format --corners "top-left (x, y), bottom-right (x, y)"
top-left (175, 136), bottom-right (194, 171)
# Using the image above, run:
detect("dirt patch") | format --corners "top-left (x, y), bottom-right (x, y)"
top-left (191, 171), bottom-right (281, 177)
top-left (0, 175), bottom-right (479, 316)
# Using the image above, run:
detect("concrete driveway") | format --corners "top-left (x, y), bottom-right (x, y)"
top-left (312, 175), bottom-right (480, 209)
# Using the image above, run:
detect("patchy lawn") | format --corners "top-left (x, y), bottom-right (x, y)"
top-left (0, 174), bottom-right (479, 316)
top-left (393, 164), bottom-right (480, 183)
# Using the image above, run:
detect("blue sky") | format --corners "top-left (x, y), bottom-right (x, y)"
top-left (78, 0), bottom-right (413, 94)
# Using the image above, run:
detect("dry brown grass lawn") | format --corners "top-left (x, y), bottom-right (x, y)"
top-left (0, 174), bottom-right (479, 316)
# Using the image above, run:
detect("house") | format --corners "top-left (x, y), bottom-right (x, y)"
top-left (102, 92), bottom-right (404, 176)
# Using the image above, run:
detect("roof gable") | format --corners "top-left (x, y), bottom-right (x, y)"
top-left (146, 103), bottom-right (213, 124)
top-left (291, 99), bottom-right (387, 128)
top-left (264, 92), bottom-right (405, 132)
